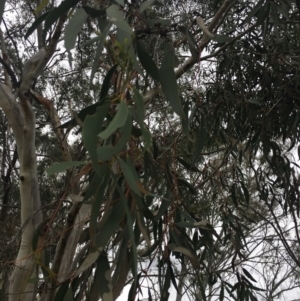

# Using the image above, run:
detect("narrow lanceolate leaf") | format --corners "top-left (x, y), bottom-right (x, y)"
top-left (97, 254), bottom-right (114, 301)
top-left (74, 248), bottom-right (100, 277)
top-left (242, 268), bottom-right (257, 282)
top-left (133, 88), bottom-right (145, 121)
top-left (90, 21), bottom-right (112, 87)
top-left (136, 41), bottom-right (159, 80)
top-left (161, 266), bottom-right (171, 301)
top-left (43, 0), bottom-right (82, 41)
top-left (139, 0), bottom-right (156, 13)
top-left (63, 287), bottom-right (74, 301)
top-left (65, 8), bottom-right (88, 52)
top-left (106, 4), bottom-right (132, 34)
top-left (99, 101), bottom-right (129, 139)
top-left (25, 11), bottom-right (49, 39)
top-left (118, 158), bottom-right (143, 196)
top-left (54, 280), bottom-right (70, 301)
top-left (168, 243), bottom-right (200, 269)
top-left (159, 46), bottom-right (185, 118)
top-left (46, 161), bottom-right (85, 175)
top-left (83, 104), bottom-right (109, 172)
top-left (100, 64), bottom-right (118, 100)
top-left (0, 1), bottom-right (6, 22)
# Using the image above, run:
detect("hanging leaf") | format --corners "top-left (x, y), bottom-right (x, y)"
top-left (54, 280), bottom-right (70, 301)
top-left (25, 11), bottom-right (49, 39)
top-left (65, 8), bottom-right (88, 52)
top-left (100, 64), bottom-right (118, 100)
top-left (43, 0), bottom-right (82, 41)
top-left (0, 1), bottom-right (6, 22)
top-left (97, 254), bottom-right (114, 301)
top-left (74, 248), bottom-right (100, 277)
top-left (168, 243), bottom-right (200, 269)
top-left (118, 157), bottom-right (143, 196)
top-left (89, 165), bottom-right (110, 237)
top-left (99, 101), bottom-right (128, 139)
top-left (46, 161), bottom-right (85, 175)
top-left (159, 46), bottom-right (185, 119)
top-left (106, 4), bottom-right (132, 34)
top-left (242, 268), bottom-right (257, 282)
top-left (161, 265), bottom-right (171, 301)
top-left (63, 287), bottom-right (74, 301)
top-left (136, 41), bottom-right (159, 81)
top-left (83, 104), bottom-right (110, 171)
top-left (90, 21), bottom-right (112, 87)
top-left (178, 26), bottom-right (199, 60)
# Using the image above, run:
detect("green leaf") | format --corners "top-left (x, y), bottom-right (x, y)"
top-left (65, 8), bottom-right (88, 51)
top-left (133, 88), bottom-right (145, 121)
top-left (100, 64), bottom-right (118, 100)
top-left (161, 266), bottom-right (171, 301)
top-left (54, 280), bottom-right (70, 301)
top-left (168, 243), bottom-right (200, 269)
top-left (178, 26), bottom-right (199, 60)
top-left (220, 284), bottom-right (224, 301)
top-left (25, 11), bottom-right (49, 39)
top-left (95, 203), bottom-right (125, 249)
top-left (43, 0), bottom-right (82, 41)
top-left (247, 98), bottom-right (262, 104)
top-left (116, 183), bottom-right (138, 294)
top-left (136, 41), bottom-right (159, 81)
top-left (177, 157), bottom-right (200, 172)
top-left (83, 104), bottom-right (110, 172)
top-left (89, 165), bottom-right (110, 237)
top-left (0, 1), bottom-right (6, 23)
top-left (46, 161), bottom-right (85, 175)
top-left (242, 268), bottom-right (257, 283)
top-left (90, 21), bottom-right (112, 87)
top-left (96, 254), bottom-right (114, 301)
top-left (63, 287), bottom-right (74, 301)
top-left (118, 157), bottom-right (143, 195)
top-left (106, 4), bottom-right (132, 34)
top-left (159, 45), bottom-right (185, 118)
top-left (99, 101), bottom-right (129, 139)
top-left (139, 0), bottom-right (156, 13)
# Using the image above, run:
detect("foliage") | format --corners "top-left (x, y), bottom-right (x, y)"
top-left (0, 0), bottom-right (300, 300)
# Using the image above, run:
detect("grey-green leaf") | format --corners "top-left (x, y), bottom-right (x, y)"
top-left (43, 0), bottom-right (82, 41)
top-left (90, 22), bottom-right (112, 87)
top-left (118, 157), bottom-right (142, 195)
top-left (106, 4), bottom-right (132, 34)
top-left (65, 8), bottom-right (88, 51)
top-left (99, 101), bottom-right (128, 139)
top-left (159, 47), bottom-right (185, 118)
top-left (0, 1), bottom-right (7, 24)
top-left (136, 41), bottom-right (159, 80)
top-left (46, 161), bottom-right (85, 175)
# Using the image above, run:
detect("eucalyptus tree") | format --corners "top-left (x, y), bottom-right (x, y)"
top-left (0, 0), bottom-right (300, 301)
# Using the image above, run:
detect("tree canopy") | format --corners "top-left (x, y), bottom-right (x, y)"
top-left (0, 0), bottom-right (300, 300)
